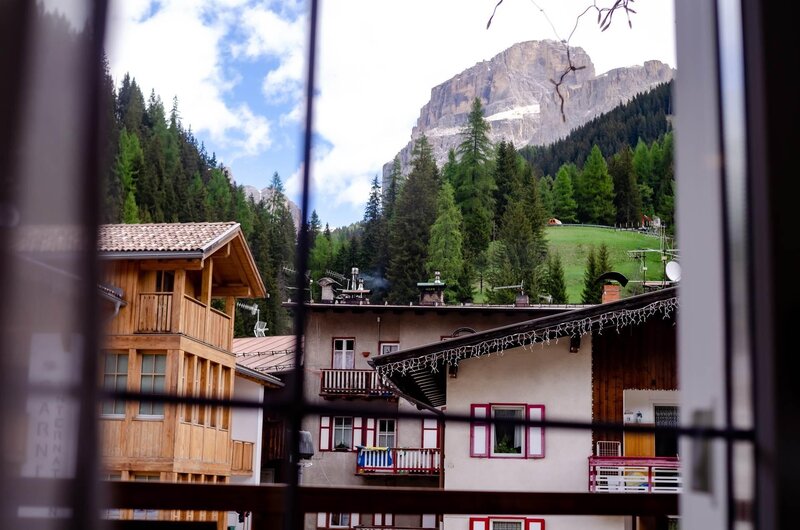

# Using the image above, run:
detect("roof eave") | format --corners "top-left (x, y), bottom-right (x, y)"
top-left (235, 365), bottom-right (284, 387)
top-left (100, 250), bottom-right (205, 261)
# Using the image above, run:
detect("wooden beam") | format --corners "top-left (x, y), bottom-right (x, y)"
top-left (95, 481), bottom-right (679, 516)
top-left (225, 297), bottom-right (235, 351)
top-left (171, 269), bottom-right (186, 334)
top-left (211, 286), bottom-right (252, 298)
top-left (140, 259), bottom-right (203, 271)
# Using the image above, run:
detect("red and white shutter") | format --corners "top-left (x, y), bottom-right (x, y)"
top-left (366, 418), bottom-right (376, 447)
top-left (422, 418), bottom-right (439, 448)
top-left (353, 417), bottom-right (364, 448)
top-left (525, 519), bottom-right (544, 530)
top-left (526, 405), bottom-right (545, 458)
top-left (470, 404), bottom-right (490, 457)
top-left (320, 416), bottom-right (331, 451)
top-left (469, 517), bottom-right (490, 530)
top-left (317, 513), bottom-right (327, 528)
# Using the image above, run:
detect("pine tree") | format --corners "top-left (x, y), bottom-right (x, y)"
top-left (442, 149), bottom-right (459, 188)
top-left (384, 156), bottom-right (402, 223)
top-left (425, 181), bottom-right (464, 301)
top-left (552, 164), bottom-right (579, 223)
top-left (633, 139), bottom-right (654, 215)
top-left (546, 252), bottom-right (568, 304)
top-left (360, 176), bottom-right (387, 278)
top-left (579, 145), bottom-right (616, 225)
top-left (486, 196), bottom-right (545, 304)
top-left (493, 140), bottom-right (523, 226)
top-left (454, 98), bottom-right (496, 263)
top-left (387, 135), bottom-right (439, 304)
top-left (539, 175), bottom-right (555, 219)
top-left (308, 210), bottom-right (322, 248)
top-left (609, 147), bottom-right (642, 226)
top-left (581, 247), bottom-right (600, 304)
top-left (114, 128), bottom-right (144, 224)
top-left (205, 168), bottom-right (232, 220)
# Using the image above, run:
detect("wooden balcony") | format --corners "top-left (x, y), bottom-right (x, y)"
top-left (356, 447), bottom-right (440, 475)
top-left (135, 292), bottom-right (231, 350)
top-left (231, 440), bottom-right (255, 475)
top-left (588, 456), bottom-right (681, 493)
top-left (320, 369), bottom-right (392, 398)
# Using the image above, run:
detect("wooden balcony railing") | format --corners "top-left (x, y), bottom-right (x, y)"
top-left (320, 369), bottom-right (391, 397)
top-left (135, 293), bottom-right (231, 350)
top-left (356, 447), bottom-right (440, 475)
top-left (588, 456), bottom-right (681, 493)
top-left (136, 292), bottom-right (173, 333)
top-left (231, 440), bottom-right (255, 475)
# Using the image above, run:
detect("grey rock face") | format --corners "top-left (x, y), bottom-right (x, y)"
top-left (383, 40), bottom-right (674, 187)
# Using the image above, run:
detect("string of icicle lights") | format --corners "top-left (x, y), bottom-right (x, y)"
top-left (375, 296), bottom-right (678, 377)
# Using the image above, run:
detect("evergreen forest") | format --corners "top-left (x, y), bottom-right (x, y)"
top-left (101, 61), bottom-right (675, 333)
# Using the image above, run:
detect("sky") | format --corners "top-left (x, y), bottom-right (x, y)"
top-left (43, 0), bottom-right (676, 228)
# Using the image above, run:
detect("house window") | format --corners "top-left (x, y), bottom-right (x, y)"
top-left (469, 518), bottom-right (544, 530)
top-left (102, 353), bottom-right (128, 416)
top-left (102, 474), bottom-right (122, 519)
top-left (138, 354), bottom-right (166, 417)
top-left (377, 419), bottom-right (396, 447)
top-left (132, 474), bottom-right (160, 520)
top-left (380, 342), bottom-right (399, 356)
top-left (155, 270), bottom-right (174, 292)
top-left (333, 417), bottom-right (353, 450)
top-left (492, 407), bottom-right (524, 456)
top-left (492, 521), bottom-right (523, 530)
top-left (333, 339), bottom-right (355, 369)
top-left (330, 513), bottom-right (351, 527)
top-left (470, 404), bottom-right (545, 459)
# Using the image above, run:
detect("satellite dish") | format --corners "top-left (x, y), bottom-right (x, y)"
top-left (665, 261), bottom-right (682, 282)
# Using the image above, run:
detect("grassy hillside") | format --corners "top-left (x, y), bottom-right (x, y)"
top-left (546, 226), bottom-right (668, 303)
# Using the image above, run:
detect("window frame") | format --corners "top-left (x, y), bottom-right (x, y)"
top-left (490, 405), bottom-right (525, 458)
top-left (376, 418), bottom-right (396, 448)
top-left (101, 352), bottom-right (128, 417)
top-left (379, 342), bottom-right (400, 356)
top-left (332, 338), bottom-right (355, 370)
top-left (137, 353), bottom-right (167, 418)
top-left (332, 416), bottom-right (354, 451)
top-left (470, 403), bottom-right (545, 459)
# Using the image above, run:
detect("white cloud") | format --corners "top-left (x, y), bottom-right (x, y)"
top-left (105, 0), bottom-right (273, 159)
top-left (232, 5), bottom-right (306, 103)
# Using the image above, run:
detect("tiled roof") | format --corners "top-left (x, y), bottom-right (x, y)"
top-left (233, 335), bottom-right (297, 374)
top-left (98, 222), bottom-right (239, 254)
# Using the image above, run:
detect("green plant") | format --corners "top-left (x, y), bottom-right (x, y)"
top-left (494, 437), bottom-right (521, 454)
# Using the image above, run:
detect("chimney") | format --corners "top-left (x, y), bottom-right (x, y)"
top-left (515, 292), bottom-right (530, 306)
top-left (601, 283), bottom-right (621, 304)
top-left (417, 271), bottom-right (446, 305)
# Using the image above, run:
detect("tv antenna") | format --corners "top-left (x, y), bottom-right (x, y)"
top-left (325, 269), bottom-right (350, 289)
top-left (236, 301), bottom-right (267, 337)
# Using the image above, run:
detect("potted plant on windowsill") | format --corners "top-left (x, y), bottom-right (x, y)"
top-left (333, 443), bottom-right (349, 452)
top-left (494, 437), bottom-right (521, 454)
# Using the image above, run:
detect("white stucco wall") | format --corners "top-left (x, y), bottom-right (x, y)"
top-left (444, 339), bottom-right (623, 530)
top-left (227, 375), bottom-right (264, 530)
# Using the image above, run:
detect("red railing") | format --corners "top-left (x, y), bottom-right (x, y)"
top-left (588, 456), bottom-right (681, 493)
top-left (356, 447), bottom-right (440, 475)
top-left (320, 369), bottom-right (390, 397)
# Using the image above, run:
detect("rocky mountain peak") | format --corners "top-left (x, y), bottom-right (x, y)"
top-left (383, 40), bottom-right (673, 185)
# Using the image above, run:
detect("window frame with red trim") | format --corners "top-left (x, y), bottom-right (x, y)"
top-left (469, 516), bottom-right (545, 530)
top-left (469, 403), bottom-right (545, 459)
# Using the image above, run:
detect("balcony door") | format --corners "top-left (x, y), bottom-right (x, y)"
top-left (332, 339), bottom-right (354, 369)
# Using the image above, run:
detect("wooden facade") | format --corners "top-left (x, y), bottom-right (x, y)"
top-left (591, 315), bottom-right (678, 450)
top-left (98, 223), bottom-right (266, 529)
